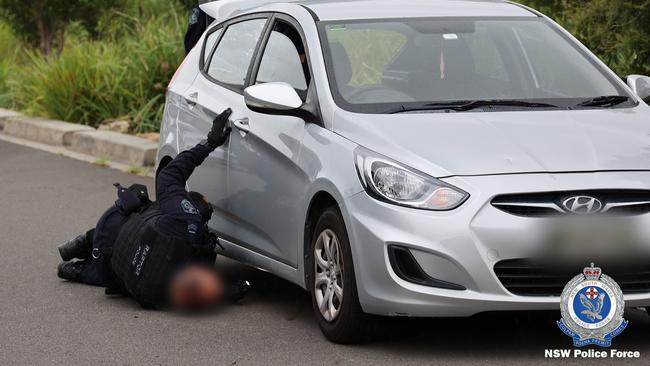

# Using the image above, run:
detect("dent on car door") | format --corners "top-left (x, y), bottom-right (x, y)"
top-left (185, 16), bottom-right (270, 240)
top-left (175, 27), bottom-right (222, 153)
top-left (227, 17), bottom-right (313, 267)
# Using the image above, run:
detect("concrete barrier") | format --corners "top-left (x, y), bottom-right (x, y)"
top-left (0, 108), bottom-right (23, 130)
top-left (69, 130), bottom-right (158, 166)
top-left (3, 117), bottom-right (94, 146)
top-left (0, 110), bottom-right (159, 168)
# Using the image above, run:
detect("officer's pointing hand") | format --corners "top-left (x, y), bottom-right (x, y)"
top-left (207, 108), bottom-right (233, 148)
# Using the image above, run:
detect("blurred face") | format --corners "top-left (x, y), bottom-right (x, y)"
top-left (168, 265), bottom-right (225, 311)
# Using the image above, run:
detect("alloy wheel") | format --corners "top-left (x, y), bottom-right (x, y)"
top-left (314, 229), bottom-right (344, 322)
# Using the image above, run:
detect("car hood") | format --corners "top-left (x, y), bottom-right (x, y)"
top-left (332, 106), bottom-right (650, 177)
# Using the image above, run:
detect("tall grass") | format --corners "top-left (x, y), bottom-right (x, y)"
top-left (0, 22), bottom-right (21, 108)
top-left (0, 59), bottom-right (15, 108)
top-left (4, 0), bottom-right (186, 132)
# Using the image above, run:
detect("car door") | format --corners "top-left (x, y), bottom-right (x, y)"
top-left (179, 15), bottom-right (270, 237)
top-left (176, 24), bottom-right (223, 159)
top-left (226, 15), bottom-right (313, 267)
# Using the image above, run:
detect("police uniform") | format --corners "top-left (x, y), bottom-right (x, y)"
top-left (57, 108), bottom-right (234, 307)
top-left (79, 142), bottom-right (216, 286)
top-left (184, 6), bottom-right (214, 55)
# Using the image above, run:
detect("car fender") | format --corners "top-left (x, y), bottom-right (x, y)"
top-left (295, 123), bottom-right (364, 288)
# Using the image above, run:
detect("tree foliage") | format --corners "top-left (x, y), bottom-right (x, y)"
top-left (0, 0), bottom-right (120, 57)
top-left (0, 0), bottom-right (185, 131)
top-left (519, 0), bottom-right (650, 76)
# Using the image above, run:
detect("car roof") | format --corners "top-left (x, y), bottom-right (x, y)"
top-left (297, 0), bottom-right (536, 21)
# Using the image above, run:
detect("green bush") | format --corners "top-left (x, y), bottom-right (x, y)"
top-left (0, 22), bottom-right (20, 107)
top-left (0, 60), bottom-right (15, 108)
top-left (7, 2), bottom-right (185, 132)
top-left (0, 0), bottom-right (120, 57)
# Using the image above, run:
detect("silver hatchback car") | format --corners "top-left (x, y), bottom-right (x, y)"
top-left (158, 0), bottom-right (650, 342)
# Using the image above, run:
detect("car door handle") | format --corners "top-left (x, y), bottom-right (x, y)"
top-left (184, 92), bottom-right (198, 107)
top-left (232, 118), bottom-right (250, 134)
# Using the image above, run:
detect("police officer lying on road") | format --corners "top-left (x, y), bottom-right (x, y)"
top-left (56, 108), bottom-right (249, 311)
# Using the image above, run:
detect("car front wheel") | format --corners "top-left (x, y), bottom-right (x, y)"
top-left (308, 206), bottom-right (368, 344)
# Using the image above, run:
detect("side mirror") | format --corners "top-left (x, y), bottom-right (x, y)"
top-left (626, 75), bottom-right (650, 103)
top-left (244, 82), bottom-right (303, 115)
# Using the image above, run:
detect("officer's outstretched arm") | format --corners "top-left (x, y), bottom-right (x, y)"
top-left (156, 109), bottom-right (232, 201)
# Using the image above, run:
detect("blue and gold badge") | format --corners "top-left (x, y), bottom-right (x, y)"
top-left (558, 263), bottom-right (628, 347)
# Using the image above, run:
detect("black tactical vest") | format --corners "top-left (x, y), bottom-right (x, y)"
top-left (111, 203), bottom-right (194, 308)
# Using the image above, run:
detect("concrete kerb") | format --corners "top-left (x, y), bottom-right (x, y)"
top-left (69, 130), bottom-right (158, 167)
top-left (0, 109), bottom-right (158, 169)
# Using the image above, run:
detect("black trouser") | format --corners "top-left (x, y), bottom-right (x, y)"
top-left (78, 205), bottom-right (130, 287)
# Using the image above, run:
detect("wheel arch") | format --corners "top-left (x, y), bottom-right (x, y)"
top-left (303, 190), bottom-right (341, 285)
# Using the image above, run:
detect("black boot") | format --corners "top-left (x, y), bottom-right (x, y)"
top-left (58, 234), bottom-right (91, 261)
top-left (57, 261), bottom-right (87, 282)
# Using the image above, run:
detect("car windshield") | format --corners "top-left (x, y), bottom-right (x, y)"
top-left (319, 17), bottom-right (633, 113)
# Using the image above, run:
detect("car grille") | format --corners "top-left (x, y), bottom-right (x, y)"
top-left (494, 259), bottom-right (650, 296)
top-left (491, 190), bottom-right (650, 217)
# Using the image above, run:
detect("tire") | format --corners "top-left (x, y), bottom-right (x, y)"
top-left (308, 206), bottom-right (368, 344)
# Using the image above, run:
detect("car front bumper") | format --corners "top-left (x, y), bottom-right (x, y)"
top-left (341, 171), bottom-right (650, 317)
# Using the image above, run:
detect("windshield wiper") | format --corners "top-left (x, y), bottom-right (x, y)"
top-left (575, 95), bottom-right (630, 108)
top-left (388, 100), bottom-right (560, 114)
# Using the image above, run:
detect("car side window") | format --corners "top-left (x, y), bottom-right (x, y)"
top-left (255, 20), bottom-right (310, 98)
top-left (207, 18), bottom-right (267, 90)
top-left (202, 27), bottom-right (223, 65)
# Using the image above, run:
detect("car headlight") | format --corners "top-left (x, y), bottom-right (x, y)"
top-left (354, 147), bottom-right (469, 211)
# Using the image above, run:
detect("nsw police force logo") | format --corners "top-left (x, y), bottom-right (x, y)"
top-left (558, 263), bottom-right (628, 347)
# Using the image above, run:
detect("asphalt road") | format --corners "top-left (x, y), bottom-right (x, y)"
top-left (1, 139), bottom-right (649, 366)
